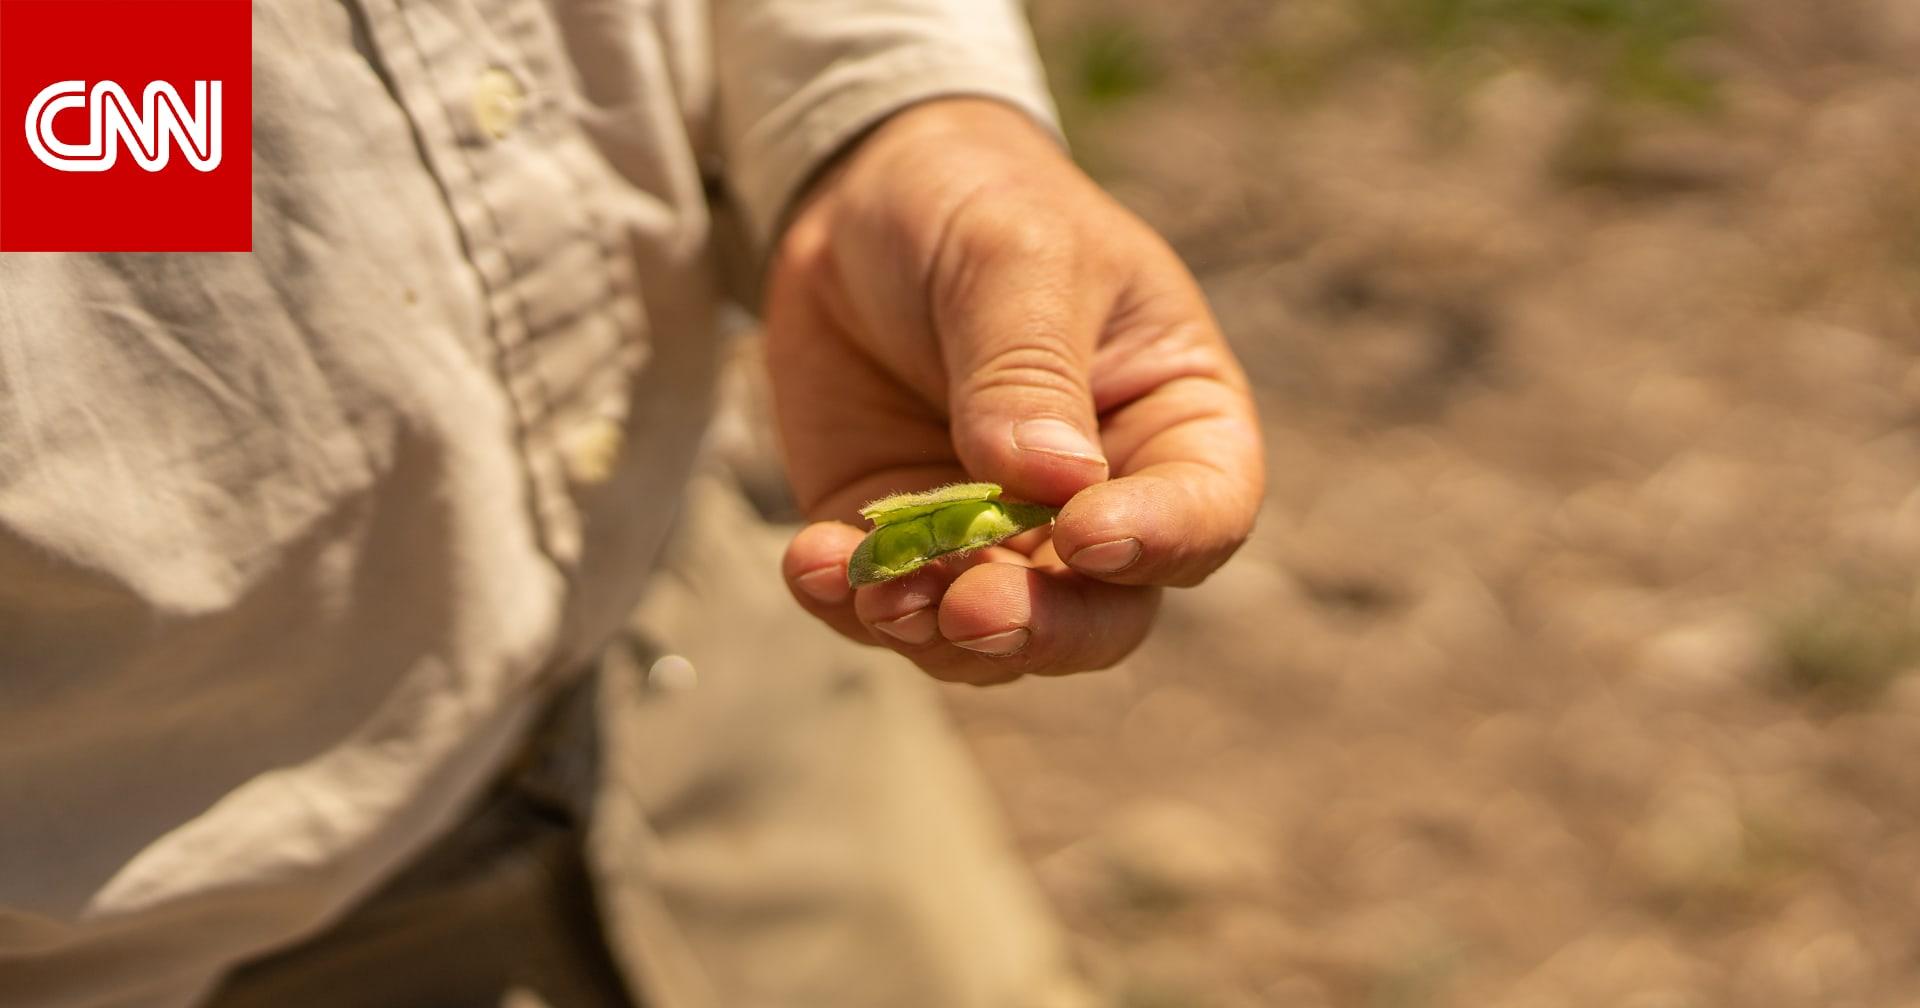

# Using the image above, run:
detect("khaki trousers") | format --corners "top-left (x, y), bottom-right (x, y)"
top-left (208, 474), bottom-right (1092, 1008)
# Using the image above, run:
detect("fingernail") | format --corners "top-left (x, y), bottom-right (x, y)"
top-left (1013, 418), bottom-right (1105, 465)
top-left (795, 567), bottom-right (849, 604)
top-left (954, 627), bottom-right (1031, 657)
top-left (1069, 537), bottom-right (1142, 574)
top-left (875, 608), bottom-right (938, 645)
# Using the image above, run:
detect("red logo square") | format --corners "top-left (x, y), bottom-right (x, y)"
top-left (0, 0), bottom-right (251, 252)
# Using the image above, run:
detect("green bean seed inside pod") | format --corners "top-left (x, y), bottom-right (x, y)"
top-left (872, 520), bottom-right (936, 572)
top-left (930, 500), bottom-right (1005, 550)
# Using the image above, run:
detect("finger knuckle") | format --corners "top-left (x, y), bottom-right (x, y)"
top-left (955, 194), bottom-right (1073, 263)
top-left (957, 340), bottom-right (1086, 403)
top-left (1167, 532), bottom-right (1249, 588)
top-left (931, 201), bottom-right (1077, 313)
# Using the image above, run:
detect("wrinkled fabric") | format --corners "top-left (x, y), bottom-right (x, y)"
top-left (0, 2), bottom-right (1054, 1006)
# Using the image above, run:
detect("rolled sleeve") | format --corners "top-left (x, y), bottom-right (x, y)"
top-left (712, 0), bottom-right (1060, 255)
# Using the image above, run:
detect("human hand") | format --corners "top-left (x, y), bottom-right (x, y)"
top-left (768, 98), bottom-right (1264, 685)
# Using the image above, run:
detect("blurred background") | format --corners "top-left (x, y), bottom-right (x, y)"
top-left (925, 1), bottom-right (1920, 1005)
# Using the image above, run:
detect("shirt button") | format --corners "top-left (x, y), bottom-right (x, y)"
top-left (562, 416), bottom-right (625, 486)
top-left (472, 67), bottom-right (524, 139)
top-left (645, 654), bottom-right (698, 693)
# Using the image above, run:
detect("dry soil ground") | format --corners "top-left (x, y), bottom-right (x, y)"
top-left (931, 2), bottom-right (1920, 1005)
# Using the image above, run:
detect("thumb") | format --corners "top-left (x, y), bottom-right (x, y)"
top-left (935, 225), bottom-right (1111, 506)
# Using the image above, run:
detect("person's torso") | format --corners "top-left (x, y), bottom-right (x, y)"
top-left (0, 2), bottom-right (724, 1003)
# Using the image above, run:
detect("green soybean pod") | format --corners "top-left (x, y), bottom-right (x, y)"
top-left (846, 482), bottom-right (1058, 587)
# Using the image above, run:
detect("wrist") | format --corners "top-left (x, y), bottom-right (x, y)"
top-left (856, 96), bottom-right (1061, 160)
top-left (786, 97), bottom-right (1064, 231)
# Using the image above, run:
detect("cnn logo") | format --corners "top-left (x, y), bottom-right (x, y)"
top-left (0, 0), bottom-right (250, 251)
top-left (25, 79), bottom-right (222, 173)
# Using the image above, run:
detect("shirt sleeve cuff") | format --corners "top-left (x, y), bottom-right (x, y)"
top-left (724, 43), bottom-right (1061, 259)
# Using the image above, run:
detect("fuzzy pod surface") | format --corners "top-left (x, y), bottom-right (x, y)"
top-left (847, 482), bottom-right (1058, 587)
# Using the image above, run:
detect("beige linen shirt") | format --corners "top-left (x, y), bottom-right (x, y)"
top-left (0, 3), bottom-right (1054, 1005)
